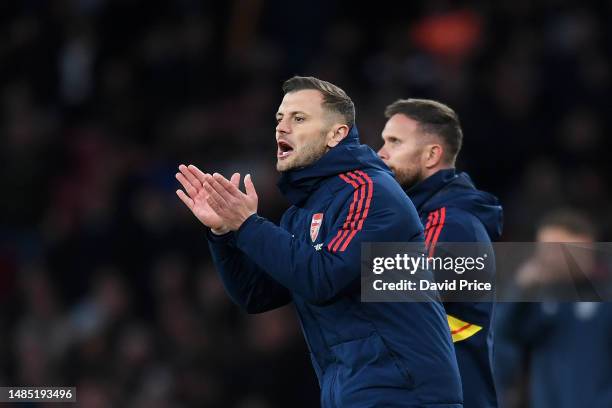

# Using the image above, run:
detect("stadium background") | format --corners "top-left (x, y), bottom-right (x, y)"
top-left (1, 1), bottom-right (610, 406)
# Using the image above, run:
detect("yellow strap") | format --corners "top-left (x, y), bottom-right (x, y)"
top-left (447, 314), bottom-right (482, 343)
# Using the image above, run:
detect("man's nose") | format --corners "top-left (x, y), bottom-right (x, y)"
top-left (377, 147), bottom-right (388, 160)
top-left (276, 119), bottom-right (290, 135)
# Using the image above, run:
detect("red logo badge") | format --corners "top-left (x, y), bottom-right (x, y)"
top-left (310, 213), bottom-right (324, 242)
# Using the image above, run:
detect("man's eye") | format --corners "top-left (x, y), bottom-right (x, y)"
top-left (294, 116), bottom-right (305, 122)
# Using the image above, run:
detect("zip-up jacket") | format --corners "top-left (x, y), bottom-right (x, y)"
top-left (208, 127), bottom-right (463, 407)
top-left (407, 169), bottom-right (503, 408)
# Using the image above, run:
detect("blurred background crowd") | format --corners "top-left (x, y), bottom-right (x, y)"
top-left (1, 0), bottom-right (611, 406)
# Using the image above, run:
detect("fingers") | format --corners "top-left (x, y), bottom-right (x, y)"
top-left (178, 164), bottom-right (202, 191)
top-left (185, 165), bottom-right (238, 195)
top-left (176, 172), bottom-right (198, 198)
top-left (212, 173), bottom-right (242, 199)
top-left (176, 189), bottom-right (194, 209)
top-left (244, 174), bottom-right (258, 199)
top-left (203, 174), bottom-right (229, 208)
top-left (230, 172), bottom-right (240, 189)
top-left (187, 164), bottom-right (208, 185)
top-left (206, 195), bottom-right (223, 215)
top-left (203, 184), bottom-right (227, 217)
top-left (177, 165), bottom-right (249, 214)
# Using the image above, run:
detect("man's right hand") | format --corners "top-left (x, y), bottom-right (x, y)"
top-left (175, 164), bottom-right (239, 235)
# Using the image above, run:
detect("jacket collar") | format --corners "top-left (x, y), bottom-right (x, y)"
top-left (406, 168), bottom-right (458, 210)
top-left (277, 126), bottom-right (389, 205)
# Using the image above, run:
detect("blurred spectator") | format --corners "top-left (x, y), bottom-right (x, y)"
top-left (495, 209), bottom-right (612, 408)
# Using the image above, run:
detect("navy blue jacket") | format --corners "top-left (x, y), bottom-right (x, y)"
top-left (407, 169), bottom-right (503, 408)
top-left (208, 128), bottom-right (463, 407)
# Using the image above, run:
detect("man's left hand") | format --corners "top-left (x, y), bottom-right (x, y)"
top-left (203, 172), bottom-right (258, 231)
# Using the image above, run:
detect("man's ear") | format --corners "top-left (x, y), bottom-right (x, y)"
top-left (326, 124), bottom-right (350, 148)
top-left (424, 143), bottom-right (444, 169)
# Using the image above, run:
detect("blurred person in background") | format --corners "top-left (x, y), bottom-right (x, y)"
top-left (377, 99), bottom-right (503, 408)
top-left (495, 209), bottom-right (612, 408)
top-left (176, 76), bottom-right (463, 407)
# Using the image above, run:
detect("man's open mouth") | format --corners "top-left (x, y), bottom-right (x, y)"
top-left (277, 140), bottom-right (294, 159)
